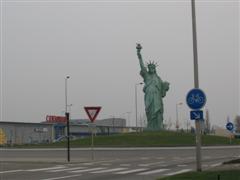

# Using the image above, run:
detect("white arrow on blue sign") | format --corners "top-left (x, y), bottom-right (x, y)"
top-left (190, 110), bottom-right (203, 120)
top-left (186, 88), bottom-right (206, 110)
top-left (226, 122), bottom-right (234, 132)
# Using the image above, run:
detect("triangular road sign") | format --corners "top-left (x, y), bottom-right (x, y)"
top-left (84, 106), bottom-right (101, 122)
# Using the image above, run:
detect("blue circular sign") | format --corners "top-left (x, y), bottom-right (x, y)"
top-left (226, 122), bottom-right (234, 131)
top-left (186, 88), bottom-right (206, 110)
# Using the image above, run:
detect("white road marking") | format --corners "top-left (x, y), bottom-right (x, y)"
top-left (165, 169), bottom-right (192, 176)
top-left (92, 159), bottom-right (120, 164)
top-left (48, 167), bottom-right (86, 172)
top-left (138, 169), bottom-right (169, 175)
top-left (138, 164), bottom-right (150, 167)
top-left (138, 161), bottom-right (165, 167)
top-left (82, 163), bottom-right (94, 165)
top-left (172, 157), bottom-right (182, 160)
top-left (115, 168), bottom-right (147, 174)
top-left (156, 157), bottom-right (165, 160)
top-left (40, 174), bottom-right (82, 180)
top-left (0, 170), bottom-right (23, 174)
top-left (177, 165), bottom-right (188, 167)
top-left (140, 157), bottom-right (150, 160)
top-left (210, 163), bottom-right (221, 167)
top-left (101, 163), bottom-right (112, 166)
top-left (73, 159), bottom-right (118, 166)
top-left (27, 166), bottom-right (65, 172)
top-left (186, 157), bottom-right (195, 160)
top-left (91, 168), bottom-right (127, 174)
top-left (71, 167), bottom-right (106, 173)
top-left (120, 164), bottom-right (131, 167)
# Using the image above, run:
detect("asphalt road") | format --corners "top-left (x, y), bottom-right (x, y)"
top-left (0, 146), bottom-right (239, 180)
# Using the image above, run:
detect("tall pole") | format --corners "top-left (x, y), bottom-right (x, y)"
top-left (65, 76), bottom-right (70, 162)
top-left (135, 83), bottom-right (143, 132)
top-left (191, 0), bottom-right (202, 172)
top-left (135, 84), bottom-right (137, 129)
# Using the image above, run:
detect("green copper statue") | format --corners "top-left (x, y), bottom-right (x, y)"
top-left (136, 43), bottom-right (169, 130)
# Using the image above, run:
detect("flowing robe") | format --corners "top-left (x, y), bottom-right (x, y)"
top-left (140, 68), bottom-right (169, 130)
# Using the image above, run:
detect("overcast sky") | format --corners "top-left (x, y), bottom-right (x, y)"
top-left (0, 0), bottom-right (239, 129)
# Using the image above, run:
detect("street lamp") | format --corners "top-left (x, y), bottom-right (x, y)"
top-left (65, 76), bottom-right (70, 162)
top-left (176, 102), bottom-right (183, 131)
top-left (135, 82), bottom-right (143, 131)
top-left (65, 76), bottom-right (70, 113)
top-left (67, 104), bottom-right (73, 116)
top-left (191, 0), bottom-right (202, 172)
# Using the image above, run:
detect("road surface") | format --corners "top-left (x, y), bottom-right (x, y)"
top-left (0, 146), bottom-right (239, 180)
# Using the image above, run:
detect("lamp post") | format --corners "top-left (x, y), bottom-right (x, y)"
top-left (176, 102), bottom-right (183, 131)
top-left (67, 104), bottom-right (73, 117)
top-left (191, 0), bottom-right (202, 172)
top-left (65, 76), bottom-right (70, 113)
top-left (135, 82), bottom-right (143, 131)
top-left (65, 76), bottom-right (70, 162)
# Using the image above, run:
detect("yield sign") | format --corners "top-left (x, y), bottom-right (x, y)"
top-left (84, 106), bottom-right (101, 122)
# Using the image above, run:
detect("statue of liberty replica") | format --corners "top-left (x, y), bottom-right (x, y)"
top-left (136, 44), bottom-right (169, 130)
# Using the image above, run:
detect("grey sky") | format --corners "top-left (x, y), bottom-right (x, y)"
top-left (1, 0), bottom-right (239, 128)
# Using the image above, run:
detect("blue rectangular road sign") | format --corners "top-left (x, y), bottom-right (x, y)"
top-left (190, 110), bottom-right (203, 120)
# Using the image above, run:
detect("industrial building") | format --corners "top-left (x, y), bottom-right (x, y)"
top-left (0, 117), bottom-right (127, 145)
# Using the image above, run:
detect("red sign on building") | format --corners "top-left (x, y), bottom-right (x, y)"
top-left (46, 115), bottom-right (67, 124)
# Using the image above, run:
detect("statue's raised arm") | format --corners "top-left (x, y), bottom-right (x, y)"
top-left (136, 43), bottom-right (147, 72)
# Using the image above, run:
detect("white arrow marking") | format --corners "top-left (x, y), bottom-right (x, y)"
top-left (193, 112), bottom-right (201, 119)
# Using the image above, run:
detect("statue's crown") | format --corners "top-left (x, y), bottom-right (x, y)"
top-left (147, 61), bottom-right (158, 68)
top-left (136, 43), bottom-right (142, 50)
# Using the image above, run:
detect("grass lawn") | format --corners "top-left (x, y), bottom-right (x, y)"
top-left (11, 131), bottom-right (240, 148)
top-left (158, 170), bottom-right (240, 180)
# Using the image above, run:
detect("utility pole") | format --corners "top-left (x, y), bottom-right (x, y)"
top-left (65, 76), bottom-right (70, 162)
top-left (191, 0), bottom-right (202, 172)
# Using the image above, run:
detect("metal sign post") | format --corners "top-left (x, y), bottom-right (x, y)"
top-left (91, 124), bottom-right (94, 160)
top-left (186, 88), bottom-right (206, 172)
top-left (89, 122), bottom-right (96, 160)
top-left (84, 106), bottom-right (101, 161)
